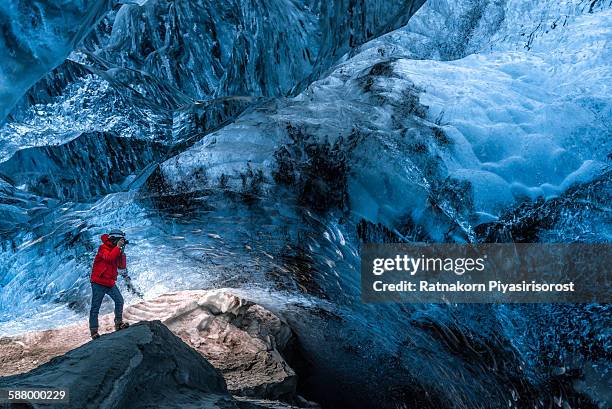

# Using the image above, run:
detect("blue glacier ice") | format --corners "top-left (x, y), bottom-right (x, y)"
top-left (0, 1), bottom-right (610, 408)
top-left (0, 0), bottom-right (113, 122)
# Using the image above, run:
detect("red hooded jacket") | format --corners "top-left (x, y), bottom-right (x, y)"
top-left (90, 234), bottom-right (126, 287)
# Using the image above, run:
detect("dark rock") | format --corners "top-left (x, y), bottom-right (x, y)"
top-left (0, 291), bottom-right (317, 407)
top-left (123, 291), bottom-right (298, 401)
top-left (0, 321), bottom-right (235, 409)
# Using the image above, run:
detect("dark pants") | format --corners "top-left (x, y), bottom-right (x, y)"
top-left (89, 283), bottom-right (124, 331)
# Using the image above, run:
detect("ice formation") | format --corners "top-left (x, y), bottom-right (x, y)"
top-left (0, 1), bottom-right (610, 408)
top-left (0, 0), bottom-right (113, 122)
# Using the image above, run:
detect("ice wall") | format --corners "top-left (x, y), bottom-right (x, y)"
top-left (0, 1), bottom-right (609, 408)
top-left (81, 0), bottom-right (426, 100)
top-left (0, 0), bottom-right (113, 122)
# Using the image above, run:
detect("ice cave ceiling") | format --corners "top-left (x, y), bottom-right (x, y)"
top-left (0, 1), bottom-right (610, 408)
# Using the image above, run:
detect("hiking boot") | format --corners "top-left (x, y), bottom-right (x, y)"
top-left (90, 330), bottom-right (100, 340)
top-left (115, 322), bottom-right (130, 331)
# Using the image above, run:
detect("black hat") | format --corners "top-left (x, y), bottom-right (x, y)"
top-left (108, 229), bottom-right (125, 239)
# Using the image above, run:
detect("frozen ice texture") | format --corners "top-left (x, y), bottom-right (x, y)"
top-left (0, 0), bottom-right (113, 122)
top-left (158, 1), bottom-right (611, 239)
top-left (0, 1), bottom-right (610, 408)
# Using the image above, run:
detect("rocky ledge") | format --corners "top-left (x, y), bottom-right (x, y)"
top-left (0, 291), bottom-right (318, 408)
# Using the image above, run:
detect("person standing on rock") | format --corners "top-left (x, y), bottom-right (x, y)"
top-left (89, 229), bottom-right (130, 339)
